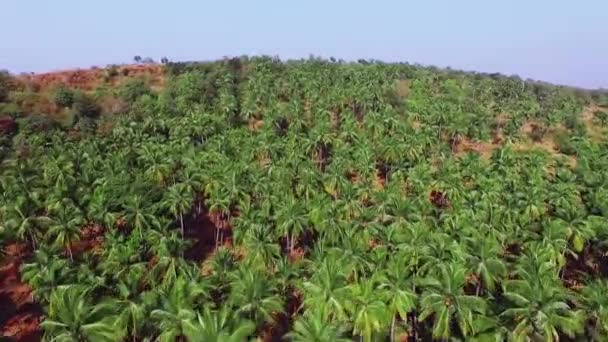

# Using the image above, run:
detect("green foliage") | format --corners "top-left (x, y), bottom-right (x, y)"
top-left (0, 70), bottom-right (12, 102)
top-left (594, 110), bottom-right (608, 126)
top-left (16, 113), bottom-right (59, 132)
top-left (118, 77), bottom-right (152, 103)
top-left (2, 58), bottom-right (608, 342)
top-left (53, 86), bottom-right (75, 108)
top-left (554, 130), bottom-right (577, 155)
top-left (0, 102), bottom-right (22, 117)
top-left (564, 113), bottom-right (587, 136)
top-left (72, 91), bottom-right (100, 118)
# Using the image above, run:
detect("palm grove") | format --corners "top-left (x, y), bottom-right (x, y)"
top-left (1, 57), bottom-right (608, 341)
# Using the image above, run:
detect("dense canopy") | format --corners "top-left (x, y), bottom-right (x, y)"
top-left (1, 57), bottom-right (608, 341)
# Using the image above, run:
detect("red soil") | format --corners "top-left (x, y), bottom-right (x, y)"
top-left (184, 199), bottom-right (233, 262)
top-left (69, 223), bottom-right (105, 256)
top-left (0, 116), bottom-right (17, 135)
top-left (262, 290), bottom-right (302, 342)
top-left (430, 190), bottom-right (451, 209)
top-left (562, 243), bottom-right (608, 290)
top-left (16, 64), bottom-right (165, 92)
top-left (0, 244), bottom-right (42, 342)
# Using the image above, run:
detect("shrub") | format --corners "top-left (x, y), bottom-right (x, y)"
top-left (554, 131), bottom-right (577, 155)
top-left (73, 116), bottom-right (97, 133)
top-left (104, 65), bottom-right (119, 79)
top-left (0, 103), bottom-right (22, 118)
top-left (594, 110), bottom-right (608, 126)
top-left (53, 86), bottom-right (75, 108)
top-left (17, 114), bottom-right (59, 132)
top-left (0, 70), bottom-right (12, 103)
top-left (564, 114), bottom-right (587, 136)
top-left (72, 92), bottom-right (100, 119)
top-left (118, 78), bottom-right (151, 103)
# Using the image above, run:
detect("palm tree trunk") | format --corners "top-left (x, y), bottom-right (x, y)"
top-left (413, 313), bottom-right (419, 341)
top-left (67, 244), bottom-right (73, 262)
top-left (390, 314), bottom-right (396, 342)
top-left (215, 227), bottom-right (219, 248)
top-left (179, 213), bottom-right (184, 238)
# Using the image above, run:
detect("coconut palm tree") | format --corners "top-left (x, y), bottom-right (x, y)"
top-left (346, 278), bottom-right (389, 342)
top-left (150, 276), bottom-right (208, 341)
top-left (183, 307), bottom-right (256, 342)
top-left (46, 199), bottom-right (85, 261)
top-left (580, 280), bottom-right (608, 340)
top-left (419, 263), bottom-right (488, 339)
top-left (501, 246), bottom-right (584, 341)
top-left (21, 246), bottom-right (71, 302)
top-left (121, 194), bottom-right (161, 239)
top-left (162, 182), bottom-right (192, 238)
top-left (229, 266), bottom-right (283, 327)
top-left (2, 199), bottom-right (50, 249)
top-left (287, 310), bottom-right (351, 342)
top-left (41, 285), bottom-right (124, 341)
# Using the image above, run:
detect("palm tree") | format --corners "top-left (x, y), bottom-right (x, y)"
top-left (301, 254), bottom-right (351, 322)
top-left (379, 256), bottom-right (417, 341)
top-left (2, 199), bottom-right (50, 249)
top-left (21, 246), bottom-right (71, 302)
top-left (346, 278), bottom-right (389, 342)
top-left (163, 182), bottom-right (192, 238)
top-left (113, 262), bottom-right (155, 342)
top-left (41, 285), bottom-right (124, 341)
top-left (419, 263), bottom-right (488, 339)
top-left (122, 194), bottom-right (161, 238)
top-left (276, 196), bottom-right (308, 253)
top-left (150, 276), bottom-right (208, 341)
top-left (229, 266), bottom-right (283, 327)
top-left (84, 179), bottom-right (118, 229)
top-left (287, 311), bottom-right (351, 342)
top-left (464, 234), bottom-right (507, 295)
top-left (580, 280), bottom-right (608, 340)
top-left (46, 199), bottom-right (85, 261)
top-left (183, 307), bottom-right (256, 342)
top-left (500, 246), bottom-right (584, 341)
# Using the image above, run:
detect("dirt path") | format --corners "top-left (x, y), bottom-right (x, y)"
top-left (0, 244), bottom-right (42, 342)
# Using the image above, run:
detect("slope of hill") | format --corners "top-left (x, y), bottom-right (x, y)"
top-left (1, 57), bottom-right (608, 341)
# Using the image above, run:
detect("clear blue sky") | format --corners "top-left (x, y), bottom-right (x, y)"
top-left (1, 0), bottom-right (606, 88)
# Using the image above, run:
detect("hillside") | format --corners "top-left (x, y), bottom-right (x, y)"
top-left (1, 57), bottom-right (608, 341)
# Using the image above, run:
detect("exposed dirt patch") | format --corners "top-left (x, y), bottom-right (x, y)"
top-left (66, 223), bottom-right (105, 257)
top-left (184, 198), bottom-right (233, 263)
top-left (430, 190), bottom-right (451, 209)
top-left (262, 290), bottom-right (302, 342)
top-left (452, 138), bottom-right (496, 159)
top-left (1, 312), bottom-right (41, 342)
top-left (0, 116), bottom-right (17, 135)
top-left (345, 169), bottom-right (361, 185)
top-left (562, 243), bottom-right (608, 290)
top-left (581, 105), bottom-right (608, 143)
top-left (0, 244), bottom-right (42, 342)
top-left (16, 64), bottom-right (165, 92)
top-left (248, 118), bottom-right (264, 131)
top-left (375, 163), bottom-right (388, 190)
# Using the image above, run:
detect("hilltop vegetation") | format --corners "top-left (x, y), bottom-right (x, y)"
top-left (1, 57), bottom-right (608, 341)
